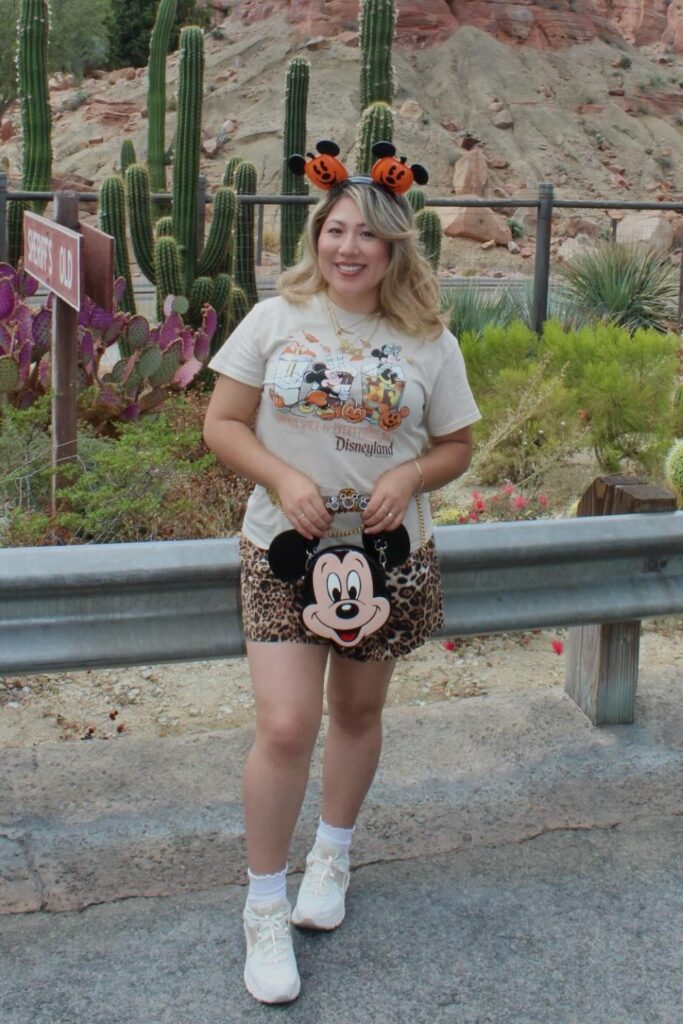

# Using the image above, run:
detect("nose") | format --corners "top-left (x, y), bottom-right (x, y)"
top-left (337, 602), bottom-right (359, 619)
top-left (338, 233), bottom-right (360, 255)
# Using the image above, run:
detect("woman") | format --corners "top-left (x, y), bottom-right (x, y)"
top-left (203, 172), bottom-right (480, 1004)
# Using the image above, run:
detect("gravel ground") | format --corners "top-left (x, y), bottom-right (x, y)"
top-left (1, 620), bottom-right (680, 747)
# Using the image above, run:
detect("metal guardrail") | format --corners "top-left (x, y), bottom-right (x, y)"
top-left (2, 174), bottom-right (683, 331)
top-left (1, 513), bottom-right (681, 676)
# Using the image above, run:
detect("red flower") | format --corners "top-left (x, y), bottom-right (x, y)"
top-left (502, 484), bottom-right (515, 495)
top-left (468, 510), bottom-right (479, 522)
top-left (513, 495), bottom-right (528, 509)
top-left (473, 496), bottom-right (487, 512)
top-left (551, 639), bottom-right (565, 655)
top-left (442, 639), bottom-right (457, 652)
top-left (538, 493), bottom-right (548, 507)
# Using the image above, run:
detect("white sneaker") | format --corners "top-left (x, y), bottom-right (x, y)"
top-left (243, 898), bottom-right (301, 1004)
top-left (292, 841), bottom-right (351, 930)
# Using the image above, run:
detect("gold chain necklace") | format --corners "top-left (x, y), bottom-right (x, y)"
top-left (324, 293), bottom-right (382, 349)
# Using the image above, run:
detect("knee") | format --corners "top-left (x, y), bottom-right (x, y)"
top-left (256, 715), bottom-right (319, 761)
top-left (327, 698), bottom-right (383, 736)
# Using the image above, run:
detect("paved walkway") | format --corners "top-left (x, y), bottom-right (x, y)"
top-left (1, 667), bottom-right (682, 1023)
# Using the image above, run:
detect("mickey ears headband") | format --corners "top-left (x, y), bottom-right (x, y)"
top-left (288, 139), bottom-right (428, 196)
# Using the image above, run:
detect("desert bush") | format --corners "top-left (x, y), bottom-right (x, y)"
top-left (460, 320), bottom-right (679, 480)
top-left (1, 393), bottom-right (251, 546)
top-left (434, 485), bottom-right (552, 525)
top-left (560, 243), bottom-right (678, 332)
top-left (442, 286), bottom-right (510, 340)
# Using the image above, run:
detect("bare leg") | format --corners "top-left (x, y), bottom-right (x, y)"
top-left (243, 641), bottom-right (329, 875)
top-left (320, 651), bottom-right (396, 828)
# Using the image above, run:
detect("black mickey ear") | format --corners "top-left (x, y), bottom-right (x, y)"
top-left (411, 163), bottom-right (429, 186)
top-left (288, 154), bottom-right (306, 175)
top-left (316, 139), bottom-right (340, 156)
top-left (268, 530), bottom-right (316, 582)
top-left (363, 525), bottom-right (410, 571)
top-left (372, 141), bottom-right (396, 159)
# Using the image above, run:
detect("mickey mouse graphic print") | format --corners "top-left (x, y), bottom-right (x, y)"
top-left (208, 292), bottom-right (480, 552)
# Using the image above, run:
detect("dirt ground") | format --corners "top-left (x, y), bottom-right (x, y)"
top-left (1, 620), bottom-right (680, 747)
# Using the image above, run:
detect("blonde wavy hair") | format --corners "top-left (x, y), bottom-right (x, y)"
top-left (277, 183), bottom-right (443, 340)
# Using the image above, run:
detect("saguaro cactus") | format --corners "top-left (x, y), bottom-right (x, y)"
top-left (234, 160), bottom-right (258, 310)
top-left (120, 139), bottom-right (137, 175)
top-left (356, 101), bottom-right (393, 175)
top-left (99, 176), bottom-right (136, 314)
top-left (8, 0), bottom-right (52, 265)
top-left (280, 57), bottom-right (310, 270)
top-left (415, 209), bottom-right (442, 272)
top-left (172, 26), bottom-right (204, 295)
top-left (359, 0), bottom-right (396, 110)
top-left (147, 0), bottom-right (177, 194)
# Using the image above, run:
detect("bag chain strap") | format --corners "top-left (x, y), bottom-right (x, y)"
top-left (267, 487), bottom-right (427, 546)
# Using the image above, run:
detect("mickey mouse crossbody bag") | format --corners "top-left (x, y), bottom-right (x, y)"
top-left (267, 489), bottom-right (425, 649)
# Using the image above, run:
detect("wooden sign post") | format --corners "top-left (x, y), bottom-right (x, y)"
top-left (24, 193), bottom-right (82, 516)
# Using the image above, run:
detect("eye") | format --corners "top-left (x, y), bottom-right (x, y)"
top-left (347, 570), bottom-right (361, 600)
top-left (327, 573), bottom-right (342, 603)
top-left (361, 230), bottom-right (376, 238)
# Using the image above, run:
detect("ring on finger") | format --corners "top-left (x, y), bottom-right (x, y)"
top-left (297, 512), bottom-right (307, 520)
top-left (387, 511), bottom-right (395, 519)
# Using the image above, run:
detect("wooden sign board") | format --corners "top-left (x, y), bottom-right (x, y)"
top-left (80, 221), bottom-right (115, 314)
top-left (23, 211), bottom-right (82, 310)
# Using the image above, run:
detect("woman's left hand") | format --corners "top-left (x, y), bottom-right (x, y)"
top-left (362, 463), bottom-right (417, 534)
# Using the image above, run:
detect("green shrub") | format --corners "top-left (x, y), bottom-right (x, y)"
top-left (561, 242), bottom-right (678, 333)
top-left (1, 395), bottom-right (251, 546)
top-left (459, 320), bottom-right (679, 481)
top-left (441, 286), bottom-right (510, 341)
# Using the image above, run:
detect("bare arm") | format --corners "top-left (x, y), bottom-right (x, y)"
top-left (203, 374), bottom-right (332, 540)
top-left (362, 425), bottom-right (474, 534)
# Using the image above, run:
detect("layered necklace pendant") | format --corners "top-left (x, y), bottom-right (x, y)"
top-left (324, 293), bottom-right (382, 350)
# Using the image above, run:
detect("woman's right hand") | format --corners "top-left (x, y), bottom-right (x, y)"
top-left (275, 470), bottom-right (332, 540)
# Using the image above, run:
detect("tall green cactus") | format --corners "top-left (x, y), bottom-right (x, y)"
top-left (407, 188), bottom-right (426, 212)
top-left (126, 163), bottom-right (157, 285)
top-left (8, 0), bottom-right (52, 265)
top-left (359, 0), bottom-right (396, 110)
top-left (281, 57), bottom-right (310, 270)
top-left (147, 0), bottom-right (177, 194)
top-left (356, 101), bottom-right (393, 175)
top-left (197, 187), bottom-right (237, 278)
top-left (223, 156), bottom-right (244, 188)
top-left (234, 160), bottom-right (258, 310)
top-left (155, 235), bottom-right (183, 321)
top-left (120, 139), bottom-right (137, 175)
top-left (415, 209), bottom-right (442, 272)
top-left (99, 176), bottom-right (136, 314)
top-left (172, 26), bottom-right (204, 295)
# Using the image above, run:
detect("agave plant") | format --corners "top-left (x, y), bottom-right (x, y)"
top-left (0, 263), bottom-right (216, 432)
top-left (560, 242), bottom-right (678, 333)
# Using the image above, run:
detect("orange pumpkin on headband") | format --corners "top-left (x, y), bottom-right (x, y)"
top-left (288, 139), bottom-right (349, 190)
top-left (370, 141), bottom-right (429, 195)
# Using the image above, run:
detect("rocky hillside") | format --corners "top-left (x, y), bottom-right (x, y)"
top-left (2, 2), bottom-right (683, 270)
top-left (230, 0), bottom-right (683, 53)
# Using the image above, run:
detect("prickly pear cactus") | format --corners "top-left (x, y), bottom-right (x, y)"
top-left (0, 354), bottom-right (20, 392)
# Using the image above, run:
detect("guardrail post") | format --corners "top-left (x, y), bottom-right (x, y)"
top-left (0, 171), bottom-right (7, 262)
top-left (565, 475), bottom-right (676, 724)
top-left (532, 182), bottom-right (554, 334)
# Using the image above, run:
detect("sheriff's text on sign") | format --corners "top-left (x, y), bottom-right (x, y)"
top-left (23, 211), bottom-right (82, 310)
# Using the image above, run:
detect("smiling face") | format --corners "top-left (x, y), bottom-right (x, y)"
top-left (302, 549), bottom-right (390, 647)
top-left (316, 194), bottom-right (391, 314)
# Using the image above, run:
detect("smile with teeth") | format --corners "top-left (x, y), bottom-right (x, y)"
top-left (336, 263), bottom-right (365, 274)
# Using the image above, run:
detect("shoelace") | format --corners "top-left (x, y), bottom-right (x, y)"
top-left (254, 913), bottom-right (292, 965)
top-left (302, 853), bottom-right (346, 897)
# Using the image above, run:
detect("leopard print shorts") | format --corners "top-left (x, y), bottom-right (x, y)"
top-left (239, 533), bottom-right (444, 662)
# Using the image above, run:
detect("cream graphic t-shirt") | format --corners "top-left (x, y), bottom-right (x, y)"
top-left (208, 293), bottom-right (481, 550)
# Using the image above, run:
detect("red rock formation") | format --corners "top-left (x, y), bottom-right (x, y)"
top-left (227, 0), bottom-right (683, 52)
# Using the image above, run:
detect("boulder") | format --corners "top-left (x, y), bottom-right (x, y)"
top-left (399, 100), bottom-right (423, 120)
top-left (452, 149), bottom-right (488, 196)
top-left (492, 108), bottom-right (514, 129)
top-left (617, 212), bottom-right (675, 252)
top-left (0, 119), bottom-right (15, 143)
top-left (444, 200), bottom-right (512, 246)
top-left (557, 235), bottom-right (594, 264)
